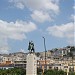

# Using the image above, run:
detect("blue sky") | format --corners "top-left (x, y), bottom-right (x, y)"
top-left (0, 0), bottom-right (74, 54)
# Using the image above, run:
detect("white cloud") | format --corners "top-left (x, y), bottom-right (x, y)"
top-left (20, 49), bottom-right (25, 53)
top-left (31, 10), bottom-right (52, 23)
top-left (9, 0), bottom-right (60, 22)
top-left (51, 0), bottom-right (59, 4)
top-left (25, 0), bottom-right (59, 13)
top-left (9, 0), bottom-right (25, 9)
top-left (0, 20), bottom-right (37, 53)
top-left (71, 14), bottom-right (75, 21)
top-left (9, 0), bottom-right (59, 12)
top-left (16, 2), bottom-right (25, 9)
top-left (0, 20), bottom-right (37, 40)
top-left (73, 6), bottom-right (75, 9)
top-left (0, 50), bottom-right (9, 54)
top-left (47, 22), bottom-right (74, 44)
top-left (0, 37), bottom-right (10, 54)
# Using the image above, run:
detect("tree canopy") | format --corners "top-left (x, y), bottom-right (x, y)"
top-left (0, 68), bottom-right (26, 75)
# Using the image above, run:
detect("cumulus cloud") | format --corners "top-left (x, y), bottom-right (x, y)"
top-left (51, 0), bottom-right (59, 4)
top-left (47, 22), bottom-right (74, 44)
top-left (0, 50), bottom-right (9, 54)
top-left (25, 0), bottom-right (59, 12)
top-left (9, 0), bottom-right (60, 22)
top-left (0, 20), bottom-right (37, 53)
top-left (73, 6), bottom-right (75, 9)
top-left (31, 10), bottom-right (53, 23)
top-left (9, 0), bottom-right (25, 9)
top-left (9, 0), bottom-right (59, 12)
top-left (20, 49), bottom-right (25, 53)
top-left (71, 14), bottom-right (75, 21)
top-left (0, 20), bottom-right (37, 40)
top-left (0, 37), bottom-right (9, 54)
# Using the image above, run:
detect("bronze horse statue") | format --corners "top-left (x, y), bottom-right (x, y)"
top-left (28, 41), bottom-right (35, 53)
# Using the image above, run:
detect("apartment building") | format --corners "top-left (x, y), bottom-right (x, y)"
top-left (0, 52), bottom-right (27, 69)
top-left (0, 46), bottom-right (75, 73)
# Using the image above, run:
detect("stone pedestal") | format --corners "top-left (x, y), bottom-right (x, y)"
top-left (26, 53), bottom-right (37, 75)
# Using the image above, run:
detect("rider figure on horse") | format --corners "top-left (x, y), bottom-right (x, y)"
top-left (28, 41), bottom-right (35, 53)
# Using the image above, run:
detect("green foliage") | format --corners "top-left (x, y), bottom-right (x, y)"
top-left (37, 68), bottom-right (43, 75)
top-left (54, 48), bottom-right (58, 51)
top-left (0, 68), bottom-right (26, 75)
top-left (67, 52), bottom-right (73, 58)
top-left (44, 69), bottom-right (67, 75)
top-left (36, 52), bottom-right (40, 57)
top-left (70, 46), bottom-right (75, 51)
top-left (69, 72), bottom-right (75, 75)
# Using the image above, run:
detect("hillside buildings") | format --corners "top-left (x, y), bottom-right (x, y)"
top-left (0, 46), bottom-right (75, 74)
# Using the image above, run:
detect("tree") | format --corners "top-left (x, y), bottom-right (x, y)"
top-left (37, 67), bottom-right (43, 75)
top-left (36, 52), bottom-right (40, 57)
top-left (54, 48), bottom-right (58, 51)
top-left (70, 46), bottom-right (75, 51)
top-left (58, 70), bottom-right (66, 75)
top-left (44, 69), bottom-right (67, 75)
top-left (69, 72), bottom-right (75, 75)
top-left (0, 68), bottom-right (26, 75)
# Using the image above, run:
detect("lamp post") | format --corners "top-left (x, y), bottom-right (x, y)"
top-left (43, 37), bottom-right (47, 70)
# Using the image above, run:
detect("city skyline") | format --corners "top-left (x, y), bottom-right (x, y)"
top-left (0, 0), bottom-right (74, 54)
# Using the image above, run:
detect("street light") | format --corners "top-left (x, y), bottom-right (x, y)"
top-left (42, 37), bottom-right (47, 70)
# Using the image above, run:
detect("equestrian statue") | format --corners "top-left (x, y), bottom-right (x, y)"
top-left (28, 41), bottom-right (35, 53)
